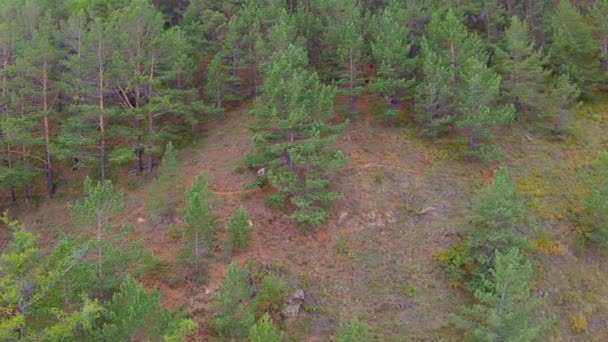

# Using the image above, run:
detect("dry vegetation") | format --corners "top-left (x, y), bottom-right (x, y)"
top-left (4, 95), bottom-right (608, 340)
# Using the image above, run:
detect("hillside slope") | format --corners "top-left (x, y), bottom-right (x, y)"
top-left (11, 97), bottom-right (608, 340)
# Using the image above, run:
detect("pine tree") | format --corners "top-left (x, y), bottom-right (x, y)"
top-left (204, 52), bottom-right (228, 111)
top-left (549, 74), bottom-right (580, 135)
top-left (576, 153), bottom-right (608, 250)
top-left (57, 15), bottom-right (118, 180)
top-left (14, 16), bottom-right (62, 197)
top-left (96, 277), bottom-right (175, 341)
top-left (247, 44), bottom-right (348, 226)
top-left (495, 16), bottom-right (550, 122)
top-left (148, 142), bottom-right (180, 223)
top-left (336, 319), bottom-right (373, 342)
top-left (325, 0), bottom-right (365, 114)
top-left (249, 313), bottom-right (284, 342)
top-left (209, 263), bottom-right (256, 340)
top-left (369, 0), bottom-right (415, 125)
top-left (457, 248), bottom-right (545, 341)
top-left (590, 0), bottom-right (608, 84)
top-left (549, 0), bottom-right (599, 98)
top-left (415, 9), bottom-right (485, 136)
top-left (180, 173), bottom-right (216, 275)
top-left (226, 207), bottom-right (254, 252)
top-left (456, 57), bottom-right (514, 160)
top-left (465, 167), bottom-right (528, 283)
top-left (69, 177), bottom-right (123, 295)
top-left (0, 215), bottom-right (95, 340)
top-left (108, 0), bottom-right (192, 174)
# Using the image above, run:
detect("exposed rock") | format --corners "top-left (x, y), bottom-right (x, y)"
top-left (290, 289), bottom-right (305, 303)
top-left (281, 304), bottom-right (300, 320)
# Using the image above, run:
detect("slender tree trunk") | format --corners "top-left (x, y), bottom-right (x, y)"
top-left (42, 64), bottom-right (54, 198)
top-left (96, 217), bottom-right (103, 298)
top-left (349, 52), bottom-right (357, 114)
top-left (146, 57), bottom-right (156, 173)
top-left (98, 46), bottom-right (108, 180)
top-left (134, 88), bottom-right (143, 175)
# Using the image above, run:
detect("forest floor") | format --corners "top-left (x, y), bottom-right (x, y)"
top-left (6, 95), bottom-right (608, 340)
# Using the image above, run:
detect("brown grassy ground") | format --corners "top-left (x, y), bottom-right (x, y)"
top-left (3, 95), bottom-right (608, 340)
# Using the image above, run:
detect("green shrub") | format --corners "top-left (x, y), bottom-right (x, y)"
top-left (265, 193), bottom-right (286, 209)
top-left (576, 153), bottom-right (608, 250)
top-left (249, 313), bottom-right (284, 342)
top-left (209, 263), bottom-right (256, 340)
top-left (336, 319), bottom-right (372, 342)
top-left (226, 207), bottom-right (254, 252)
top-left (257, 274), bottom-right (287, 315)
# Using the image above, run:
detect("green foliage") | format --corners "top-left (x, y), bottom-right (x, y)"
top-left (456, 57), bottom-right (514, 160)
top-left (205, 52), bottom-right (228, 110)
top-left (549, 74), bottom-right (580, 135)
top-left (324, 0), bottom-right (365, 114)
top-left (249, 313), bottom-right (284, 342)
top-left (466, 168), bottom-right (528, 276)
top-left (549, 0), bottom-right (599, 98)
top-left (180, 173), bottom-right (215, 274)
top-left (209, 263), bottom-right (256, 340)
top-left (96, 277), bottom-right (176, 341)
top-left (248, 44), bottom-right (348, 226)
top-left (369, 0), bottom-right (415, 124)
top-left (148, 142), bottom-right (180, 223)
top-left (226, 207), bottom-right (254, 252)
top-left (576, 154), bottom-right (608, 250)
top-left (69, 177), bottom-right (124, 230)
top-left (336, 319), bottom-right (373, 342)
top-left (265, 193), bottom-right (286, 208)
top-left (442, 168), bottom-right (529, 290)
top-left (456, 248), bottom-right (545, 341)
top-left (415, 8), bottom-right (485, 136)
top-left (257, 273), bottom-right (287, 315)
top-left (495, 16), bottom-right (550, 122)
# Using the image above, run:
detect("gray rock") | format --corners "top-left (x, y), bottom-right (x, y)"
top-left (281, 304), bottom-right (300, 320)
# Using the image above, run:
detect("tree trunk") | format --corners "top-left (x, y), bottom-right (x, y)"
top-left (98, 53), bottom-right (108, 180)
top-left (42, 64), bottom-right (54, 198)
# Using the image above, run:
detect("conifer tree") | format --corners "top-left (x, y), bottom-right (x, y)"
top-left (249, 313), bottom-right (284, 342)
top-left (69, 177), bottom-right (123, 295)
top-left (415, 9), bottom-right (484, 136)
top-left (465, 167), bottom-right (528, 283)
top-left (576, 153), bottom-right (608, 250)
top-left (108, 0), bottom-right (193, 174)
top-left (495, 17), bottom-right (550, 122)
top-left (69, 177), bottom-right (152, 296)
top-left (14, 16), bottom-right (62, 197)
top-left (457, 248), bottom-right (544, 341)
top-left (456, 57), bottom-right (514, 160)
top-left (325, 0), bottom-right (365, 114)
top-left (0, 215), bottom-right (96, 340)
top-left (549, 0), bottom-right (598, 98)
top-left (590, 0), bottom-right (608, 81)
top-left (96, 277), bottom-right (176, 341)
top-left (209, 263), bottom-right (256, 340)
top-left (180, 172), bottom-right (216, 275)
top-left (226, 207), bottom-right (254, 252)
top-left (369, 0), bottom-right (415, 125)
top-left (247, 44), bottom-right (348, 226)
top-left (204, 52), bottom-right (228, 111)
top-left (549, 74), bottom-right (580, 135)
top-left (58, 15), bottom-right (119, 180)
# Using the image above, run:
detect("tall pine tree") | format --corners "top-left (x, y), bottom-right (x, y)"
top-left (247, 44), bottom-right (347, 226)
